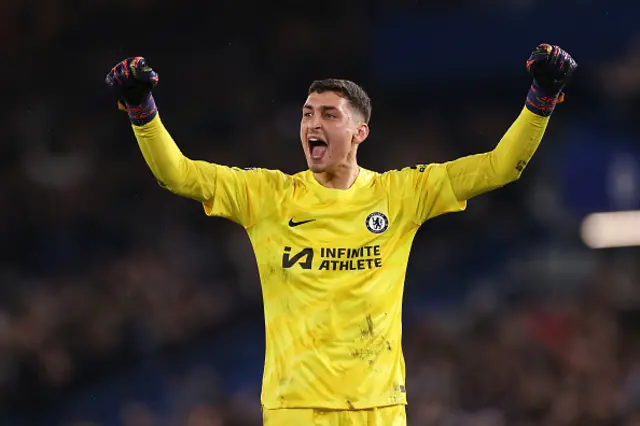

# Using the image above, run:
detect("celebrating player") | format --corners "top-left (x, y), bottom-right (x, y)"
top-left (105, 44), bottom-right (577, 426)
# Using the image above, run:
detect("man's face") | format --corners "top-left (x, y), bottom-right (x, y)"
top-left (300, 91), bottom-right (368, 173)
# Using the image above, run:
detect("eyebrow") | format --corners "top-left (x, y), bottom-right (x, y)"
top-left (303, 105), bottom-right (340, 113)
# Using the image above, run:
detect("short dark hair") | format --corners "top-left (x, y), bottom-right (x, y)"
top-left (308, 79), bottom-right (372, 123)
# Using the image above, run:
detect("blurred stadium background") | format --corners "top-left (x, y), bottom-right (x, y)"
top-left (2, 0), bottom-right (640, 425)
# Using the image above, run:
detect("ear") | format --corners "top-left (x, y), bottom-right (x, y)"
top-left (353, 122), bottom-right (370, 145)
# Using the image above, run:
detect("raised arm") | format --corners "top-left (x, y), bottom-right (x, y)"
top-left (446, 43), bottom-right (577, 202)
top-left (384, 44), bottom-right (577, 226)
top-left (132, 114), bottom-right (217, 202)
top-left (445, 107), bottom-right (548, 201)
top-left (105, 56), bottom-right (286, 227)
top-left (105, 56), bottom-right (223, 202)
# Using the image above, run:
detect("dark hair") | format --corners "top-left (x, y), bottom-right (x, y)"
top-left (308, 79), bottom-right (372, 123)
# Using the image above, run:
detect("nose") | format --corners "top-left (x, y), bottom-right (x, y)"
top-left (309, 114), bottom-right (322, 129)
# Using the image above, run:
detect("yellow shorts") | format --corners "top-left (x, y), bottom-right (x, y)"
top-left (262, 405), bottom-right (406, 426)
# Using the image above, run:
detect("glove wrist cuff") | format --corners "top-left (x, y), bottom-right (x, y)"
top-left (127, 93), bottom-right (158, 126)
top-left (525, 80), bottom-right (561, 117)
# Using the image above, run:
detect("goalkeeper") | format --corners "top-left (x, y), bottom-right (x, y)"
top-left (106, 45), bottom-right (576, 426)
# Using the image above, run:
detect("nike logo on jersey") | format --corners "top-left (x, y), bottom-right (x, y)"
top-left (288, 218), bottom-right (316, 227)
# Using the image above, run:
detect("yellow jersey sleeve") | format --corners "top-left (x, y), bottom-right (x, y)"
top-left (386, 163), bottom-right (467, 225)
top-left (444, 106), bottom-right (550, 201)
top-left (132, 114), bottom-right (287, 228)
top-left (386, 107), bottom-right (550, 225)
top-left (201, 165), bottom-right (285, 227)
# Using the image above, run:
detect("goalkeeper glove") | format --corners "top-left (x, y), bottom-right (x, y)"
top-left (525, 43), bottom-right (577, 116)
top-left (105, 57), bottom-right (159, 126)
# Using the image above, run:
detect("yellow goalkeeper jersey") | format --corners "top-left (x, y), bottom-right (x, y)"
top-left (203, 164), bottom-right (464, 409)
top-left (131, 107), bottom-right (550, 410)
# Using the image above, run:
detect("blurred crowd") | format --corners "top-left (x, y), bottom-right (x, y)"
top-left (1, 1), bottom-right (640, 425)
top-left (8, 272), bottom-right (637, 426)
top-left (404, 276), bottom-right (640, 426)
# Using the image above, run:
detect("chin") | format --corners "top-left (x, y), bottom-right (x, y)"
top-left (308, 161), bottom-right (328, 173)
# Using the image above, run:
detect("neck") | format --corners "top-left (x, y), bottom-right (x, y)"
top-left (314, 163), bottom-right (360, 190)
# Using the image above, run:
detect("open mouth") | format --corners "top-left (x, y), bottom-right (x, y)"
top-left (308, 138), bottom-right (328, 160)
